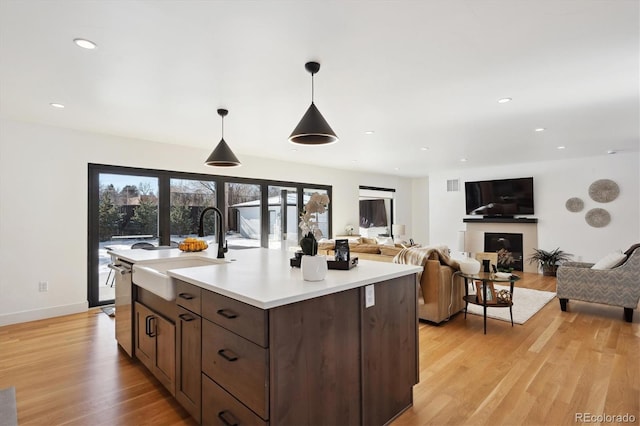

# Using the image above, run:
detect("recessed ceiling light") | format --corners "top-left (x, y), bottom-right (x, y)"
top-left (50, 103), bottom-right (65, 108)
top-left (364, 130), bottom-right (375, 135)
top-left (497, 97), bottom-right (512, 104)
top-left (607, 150), bottom-right (617, 154)
top-left (394, 167), bottom-right (399, 171)
top-left (73, 38), bottom-right (97, 49)
top-left (290, 148), bottom-right (297, 152)
top-left (557, 146), bottom-right (566, 150)
top-left (535, 128), bottom-right (546, 132)
top-left (420, 147), bottom-right (429, 151)
top-left (352, 159), bottom-right (357, 163)
top-left (460, 158), bottom-right (468, 162)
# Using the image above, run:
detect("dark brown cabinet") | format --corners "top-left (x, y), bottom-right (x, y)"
top-left (134, 301), bottom-right (175, 395)
top-left (175, 281), bottom-right (203, 422)
top-left (202, 374), bottom-right (267, 426)
top-left (174, 273), bottom-right (418, 425)
top-left (176, 306), bottom-right (201, 423)
top-left (361, 274), bottom-right (418, 425)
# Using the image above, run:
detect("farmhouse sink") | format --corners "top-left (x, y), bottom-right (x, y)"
top-left (132, 257), bottom-right (227, 301)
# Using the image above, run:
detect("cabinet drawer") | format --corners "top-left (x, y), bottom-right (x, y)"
top-left (202, 374), bottom-right (267, 425)
top-left (176, 280), bottom-right (201, 314)
top-left (202, 319), bottom-right (269, 419)
top-left (201, 290), bottom-right (267, 347)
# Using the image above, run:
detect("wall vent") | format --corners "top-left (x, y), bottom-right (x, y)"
top-left (446, 179), bottom-right (460, 192)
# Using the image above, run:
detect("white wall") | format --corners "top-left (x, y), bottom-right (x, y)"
top-left (427, 153), bottom-right (640, 263)
top-left (2, 117), bottom-right (637, 325)
top-left (0, 118), bottom-right (413, 325)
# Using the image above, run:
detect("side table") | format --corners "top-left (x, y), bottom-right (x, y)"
top-left (459, 271), bottom-right (520, 334)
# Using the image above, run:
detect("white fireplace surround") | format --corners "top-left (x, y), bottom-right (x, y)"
top-left (464, 221), bottom-right (539, 274)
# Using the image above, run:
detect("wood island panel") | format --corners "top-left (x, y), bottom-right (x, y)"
top-left (268, 287), bottom-right (362, 426)
top-left (361, 274), bottom-right (418, 425)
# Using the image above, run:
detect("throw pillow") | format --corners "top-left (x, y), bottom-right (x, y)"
top-left (591, 251), bottom-right (626, 270)
top-left (362, 237), bottom-right (377, 245)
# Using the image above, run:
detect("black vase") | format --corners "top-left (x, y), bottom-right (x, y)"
top-left (299, 232), bottom-right (318, 256)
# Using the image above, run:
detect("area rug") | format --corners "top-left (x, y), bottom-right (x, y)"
top-left (465, 285), bottom-right (556, 325)
top-left (0, 386), bottom-right (18, 426)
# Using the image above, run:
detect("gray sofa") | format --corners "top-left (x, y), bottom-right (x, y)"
top-left (556, 244), bottom-right (640, 322)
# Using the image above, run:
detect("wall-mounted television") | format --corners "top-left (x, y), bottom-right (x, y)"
top-left (465, 177), bottom-right (534, 217)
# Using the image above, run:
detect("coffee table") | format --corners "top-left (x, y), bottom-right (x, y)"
top-left (459, 271), bottom-right (521, 334)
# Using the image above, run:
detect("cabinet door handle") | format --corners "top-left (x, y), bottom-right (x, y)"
top-left (147, 316), bottom-right (157, 337)
top-left (179, 313), bottom-right (195, 322)
top-left (216, 309), bottom-right (238, 319)
top-left (145, 315), bottom-right (152, 336)
top-left (178, 293), bottom-right (194, 300)
top-left (217, 349), bottom-right (238, 362)
top-left (217, 410), bottom-right (238, 426)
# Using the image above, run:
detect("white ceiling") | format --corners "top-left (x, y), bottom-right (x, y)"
top-left (1, 0), bottom-right (638, 177)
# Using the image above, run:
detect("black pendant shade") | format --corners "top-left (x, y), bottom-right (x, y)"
top-left (205, 109), bottom-right (241, 167)
top-left (289, 61), bottom-right (338, 145)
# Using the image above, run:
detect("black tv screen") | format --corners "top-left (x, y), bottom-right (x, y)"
top-left (465, 177), bottom-right (534, 216)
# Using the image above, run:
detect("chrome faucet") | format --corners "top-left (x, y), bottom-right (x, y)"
top-left (198, 206), bottom-right (227, 259)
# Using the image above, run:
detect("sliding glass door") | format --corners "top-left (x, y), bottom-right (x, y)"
top-left (170, 178), bottom-right (217, 243)
top-left (267, 186), bottom-right (298, 251)
top-left (96, 173), bottom-right (159, 304)
top-left (225, 182), bottom-right (261, 248)
top-left (88, 164), bottom-right (331, 307)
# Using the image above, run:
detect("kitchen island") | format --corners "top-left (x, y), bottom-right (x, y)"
top-left (110, 246), bottom-right (422, 426)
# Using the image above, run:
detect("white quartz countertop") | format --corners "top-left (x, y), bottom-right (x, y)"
top-left (109, 246), bottom-right (421, 309)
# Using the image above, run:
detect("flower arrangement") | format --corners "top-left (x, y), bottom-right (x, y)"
top-left (299, 192), bottom-right (330, 255)
top-left (344, 224), bottom-right (354, 235)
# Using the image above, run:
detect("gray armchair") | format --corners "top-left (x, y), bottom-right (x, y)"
top-left (557, 244), bottom-right (640, 322)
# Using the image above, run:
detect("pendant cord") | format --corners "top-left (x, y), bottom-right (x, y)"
top-left (311, 73), bottom-right (315, 104)
top-left (221, 115), bottom-right (224, 138)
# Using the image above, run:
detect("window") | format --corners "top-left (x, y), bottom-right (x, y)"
top-left (268, 185), bottom-right (298, 251)
top-left (304, 188), bottom-right (330, 239)
top-left (170, 178), bottom-right (217, 242)
top-left (88, 164), bottom-right (331, 307)
top-left (225, 182), bottom-right (261, 248)
top-left (359, 186), bottom-right (395, 238)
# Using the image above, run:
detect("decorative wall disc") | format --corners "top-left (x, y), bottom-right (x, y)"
top-left (585, 208), bottom-right (611, 228)
top-left (565, 197), bottom-right (584, 212)
top-left (588, 179), bottom-right (619, 203)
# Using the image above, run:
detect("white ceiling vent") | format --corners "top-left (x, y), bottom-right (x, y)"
top-left (446, 179), bottom-right (460, 192)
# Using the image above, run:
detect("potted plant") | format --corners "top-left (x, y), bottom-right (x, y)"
top-left (527, 248), bottom-right (572, 276)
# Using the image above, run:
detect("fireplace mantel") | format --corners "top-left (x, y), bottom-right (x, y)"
top-left (463, 217), bottom-right (538, 224)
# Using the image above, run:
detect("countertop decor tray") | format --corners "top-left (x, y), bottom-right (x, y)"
top-left (290, 257), bottom-right (358, 270)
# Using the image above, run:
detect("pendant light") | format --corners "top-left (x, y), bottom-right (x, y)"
top-left (205, 108), bottom-right (241, 167)
top-left (289, 61), bottom-right (338, 145)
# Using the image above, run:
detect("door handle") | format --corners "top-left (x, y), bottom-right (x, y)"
top-left (145, 315), bottom-right (156, 337)
top-left (217, 349), bottom-right (238, 362)
top-left (179, 313), bottom-right (195, 322)
top-left (216, 309), bottom-right (238, 319)
top-left (178, 293), bottom-right (194, 300)
top-left (217, 410), bottom-right (239, 426)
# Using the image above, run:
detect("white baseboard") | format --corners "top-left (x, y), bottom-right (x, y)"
top-left (0, 302), bottom-right (89, 326)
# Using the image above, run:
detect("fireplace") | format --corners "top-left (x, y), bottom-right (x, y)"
top-left (484, 232), bottom-right (524, 271)
top-left (464, 218), bottom-right (538, 273)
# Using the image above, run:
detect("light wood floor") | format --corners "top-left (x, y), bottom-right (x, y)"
top-left (1, 273), bottom-right (638, 426)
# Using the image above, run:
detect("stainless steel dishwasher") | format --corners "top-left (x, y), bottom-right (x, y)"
top-left (109, 258), bottom-right (133, 357)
